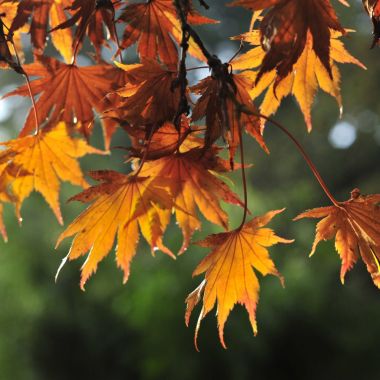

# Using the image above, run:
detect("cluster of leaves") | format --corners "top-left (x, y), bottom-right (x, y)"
top-left (0, 0), bottom-right (379, 348)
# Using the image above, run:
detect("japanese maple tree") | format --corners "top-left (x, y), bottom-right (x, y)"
top-left (0, 0), bottom-right (379, 348)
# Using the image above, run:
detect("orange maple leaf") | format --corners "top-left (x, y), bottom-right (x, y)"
top-left (123, 119), bottom-right (203, 160)
top-left (141, 146), bottom-right (244, 253)
top-left (56, 170), bottom-right (176, 289)
top-left (4, 56), bottom-right (120, 142)
top-left (230, 0), bottom-right (346, 84)
top-left (185, 209), bottom-right (293, 349)
top-left (9, 0), bottom-right (73, 62)
top-left (295, 189), bottom-right (380, 288)
top-left (191, 71), bottom-right (268, 160)
top-left (115, 59), bottom-right (181, 126)
top-left (0, 122), bottom-right (103, 224)
top-left (0, 0), bottom-right (29, 68)
top-left (118, 0), bottom-right (217, 65)
top-left (232, 30), bottom-right (365, 131)
top-left (50, 0), bottom-right (118, 59)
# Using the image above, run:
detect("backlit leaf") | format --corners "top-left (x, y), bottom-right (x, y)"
top-left (233, 30), bottom-right (365, 131)
top-left (118, 0), bottom-right (217, 65)
top-left (230, 0), bottom-right (346, 84)
top-left (191, 71), bottom-right (268, 161)
top-left (4, 56), bottom-right (120, 141)
top-left (56, 170), bottom-right (175, 289)
top-left (295, 189), bottom-right (380, 288)
top-left (141, 147), bottom-right (244, 253)
top-left (0, 122), bottom-right (103, 224)
top-left (115, 59), bottom-right (180, 126)
top-left (185, 209), bottom-right (293, 348)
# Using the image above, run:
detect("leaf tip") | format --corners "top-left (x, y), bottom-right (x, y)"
top-left (55, 253), bottom-right (69, 283)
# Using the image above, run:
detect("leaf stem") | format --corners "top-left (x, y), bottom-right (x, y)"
top-left (237, 113), bottom-right (248, 230)
top-left (110, 8), bottom-right (124, 63)
top-left (249, 111), bottom-right (340, 207)
top-left (23, 73), bottom-right (40, 135)
top-left (171, 1), bottom-right (339, 207)
top-left (132, 126), bottom-right (155, 177)
top-left (186, 66), bottom-right (209, 71)
top-left (6, 27), bottom-right (40, 134)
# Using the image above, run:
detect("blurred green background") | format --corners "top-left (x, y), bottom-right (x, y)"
top-left (0, 1), bottom-right (380, 379)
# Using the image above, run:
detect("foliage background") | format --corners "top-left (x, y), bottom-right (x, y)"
top-left (0, 1), bottom-right (379, 378)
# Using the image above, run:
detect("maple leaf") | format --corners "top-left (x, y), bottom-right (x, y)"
top-left (9, 0), bottom-right (73, 62)
top-left (115, 59), bottom-right (181, 126)
top-left (0, 162), bottom-right (26, 242)
top-left (0, 15), bottom-right (16, 71)
top-left (0, 165), bottom-right (12, 241)
top-left (4, 56), bottom-right (120, 141)
top-left (230, 0), bottom-right (346, 84)
top-left (185, 209), bottom-right (293, 349)
top-left (123, 119), bottom-right (203, 160)
top-left (118, 0), bottom-right (217, 65)
top-left (363, 0), bottom-right (380, 47)
top-left (232, 30), bottom-right (365, 131)
top-left (50, 0), bottom-right (118, 59)
top-left (0, 0), bottom-right (27, 65)
top-left (0, 122), bottom-right (103, 224)
top-left (191, 71), bottom-right (268, 160)
top-left (141, 147), bottom-right (244, 253)
top-left (56, 170), bottom-right (176, 289)
top-left (295, 189), bottom-right (380, 288)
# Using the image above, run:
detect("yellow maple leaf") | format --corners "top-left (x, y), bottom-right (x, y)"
top-left (0, 162), bottom-right (25, 241)
top-left (49, 0), bottom-right (74, 63)
top-left (56, 171), bottom-right (175, 289)
top-left (185, 209), bottom-right (293, 349)
top-left (232, 30), bottom-right (365, 131)
top-left (0, 122), bottom-right (104, 224)
top-left (0, 0), bottom-right (28, 66)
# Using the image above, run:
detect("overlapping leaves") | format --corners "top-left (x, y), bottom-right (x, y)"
top-left (57, 170), bottom-right (176, 289)
top-left (232, 29), bottom-right (365, 130)
top-left (0, 0), bottom-right (378, 351)
top-left (118, 0), bottom-right (217, 64)
top-left (5, 56), bottom-right (121, 142)
top-left (230, 0), bottom-right (346, 83)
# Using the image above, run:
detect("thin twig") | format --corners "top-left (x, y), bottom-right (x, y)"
top-left (228, 40), bottom-right (244, 63)
top-left (173, 0), bottom-right (191, 132)
top-left (198, 0), bottom-right (209, 9)
top-left (110, 6), bottom-right (124, 63)
top-left (186, 65), bottom-right (209, 71)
